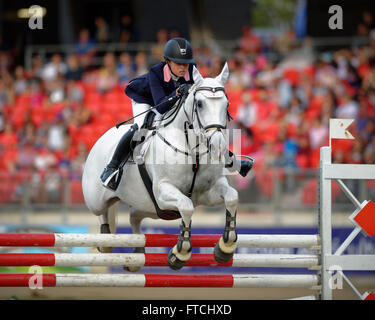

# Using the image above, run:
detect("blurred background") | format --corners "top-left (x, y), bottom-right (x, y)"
top-left (0, 0), bottom-right (374, 300)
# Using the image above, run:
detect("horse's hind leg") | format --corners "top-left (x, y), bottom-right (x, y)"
top-left (97, 201), bottom-right (118, 253)
top-left (123, 207), bottom-right (153, 272)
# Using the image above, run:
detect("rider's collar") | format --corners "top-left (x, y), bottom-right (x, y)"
top-left (163, 64), bottom-right (190, 82)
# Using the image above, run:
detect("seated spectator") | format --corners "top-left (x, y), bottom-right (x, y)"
top-left (118, 29), bottom-right (131, 52)
top-left (308, 117), bottom-right (329, 150)
top-left (357, 10), bottom-right (375, 36)
top-left (29, 166), bottom-right (44, 203)
top-left (0, 51), bottom-right (11, 74)
top-left (65, 54), bottom-right (84, 81)
top-left (96, 52), bottom-right (119, 93)
top-left (13, 65), bottom-right (28, 95)
top-left (25, 55), bottom-right (43, 79)
top-left (17, 142), bottom-right (38, 170)
top-left (41, 53), bottom-right (67, 82)
top-left (70, 142), bottom-right (88, 179)
top-left (335, 93), bottom-right (359, 119)
top-left (28, 78), bottom-right (44, 108)
top-left (363, 147), bottom-right (375, 164)
top-left (116, 52), bottom-right (136, 85)
top-left (0, 76), bottom-right (14, 130)
top-left (43, 165), bottom-right (62, 203)
top-left (119, 14), bottom-right (136, 42)
top-left (0, 122), bottom-right (18, 149)
top-left (75, 29), bottom-right (96, 69)
top-left (236, 92), bottom-right (258, 128)
top-left (70, 102), bottom-right (91, 126)
top-left (65, 79), bottom-right (84, 103)
top-left (227, 59), bottom-right (251, 91)
top-left (46, 76), bottom-right (65, 103)
top-left (2, 144), bottom-right (18, 172)
top-left (150, 29), bottom-right (168, 64)
top-left (47, 116), bottom-right (67, 152)
top-left (34, 146), bottom-right (57, 171)
top-left (134, 51), bottom-right (148, 76)
top-left (94, 17), bottom-right (109, 43)
top-left (19, 121), bottom-right (36, 146)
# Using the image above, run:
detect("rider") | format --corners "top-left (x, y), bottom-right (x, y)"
top-left (100, 37), bottom-right (253, 191)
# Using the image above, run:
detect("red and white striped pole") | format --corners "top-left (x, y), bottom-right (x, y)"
top-left (0, 233), bottom-right (319, 248)
top-left (0, 273), bottom-right (319, 288)
top-left (0, 253), bottom-right (319, 268)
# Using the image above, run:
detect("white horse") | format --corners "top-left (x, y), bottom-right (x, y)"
top-left (82, 63), bottom-right (239, 270)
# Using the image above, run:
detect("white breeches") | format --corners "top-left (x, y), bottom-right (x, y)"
top-left (131, 100), bottom-right (151, 127)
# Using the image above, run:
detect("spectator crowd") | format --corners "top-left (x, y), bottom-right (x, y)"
top-left (0, 13), bottom-right (374, 204)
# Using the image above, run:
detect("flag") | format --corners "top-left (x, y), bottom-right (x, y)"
top-left (329, 119), bottom-right (355, 141)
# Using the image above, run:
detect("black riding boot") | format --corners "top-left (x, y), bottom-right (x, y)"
top-left (100, 124), bottom-right (138, 191)
top-left (225, 150), bottom-right (254, 177)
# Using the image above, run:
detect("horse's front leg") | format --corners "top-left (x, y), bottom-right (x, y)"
top-left (154, 181), bottom-right (194, 270)
top-left (198, 177), bottom-right (239, 263)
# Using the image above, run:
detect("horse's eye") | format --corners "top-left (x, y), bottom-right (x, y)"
top-left (197, 100), bottom-right (203, 108)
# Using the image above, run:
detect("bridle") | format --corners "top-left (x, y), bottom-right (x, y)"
top-left (184, 86), bottom-right (229, 133)
top-left (143, 85), bottom-right (231, 199)
top-left (151, 84), bottom-right (230, 158)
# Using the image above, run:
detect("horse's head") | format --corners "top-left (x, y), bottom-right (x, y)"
top-left (184, 63), bottom-right (230, 161)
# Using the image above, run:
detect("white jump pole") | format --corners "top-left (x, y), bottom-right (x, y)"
top-left (0, 253), bottom-right (319, 268)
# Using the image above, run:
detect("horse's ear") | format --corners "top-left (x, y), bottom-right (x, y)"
top-left (192, 66), bottom-right (203, 86)
top-left (216, 62), bottom-right (229, 86)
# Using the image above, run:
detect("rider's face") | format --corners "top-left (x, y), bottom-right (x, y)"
top-left (168, 61), bottom-right (189, 77)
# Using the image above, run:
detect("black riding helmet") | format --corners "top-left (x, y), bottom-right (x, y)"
top-left (163, 38), bottom-right (194, 64)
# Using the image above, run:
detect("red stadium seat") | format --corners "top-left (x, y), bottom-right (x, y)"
top-left (11, 110), bottom-right (26, 129)
top-left (14, 94), bottom-right (30, 111)
top-left (283, 68), bottom-right (300, 86)
top-left (30, 104), bottom-right (46, 127)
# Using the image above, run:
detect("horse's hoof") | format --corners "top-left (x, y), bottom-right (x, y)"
top-left (123, 247), bottom-right (144, 272)
top-left (97, 223), bottom-right (113, 252)
top-left (214, 242), bottom-right (234, 264)
top-left (167, 250), bottom-right (187, 270)
top-left (97, 246), bottom-right (113, 253)
top-left (123, 265), bottom-right (141, 273)
top-left (100, 223), bottom-right (111, 234)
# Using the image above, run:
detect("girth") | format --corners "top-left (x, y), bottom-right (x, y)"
top-left (137, 158), bottom-right (200, 221)
top-left (138, 163), bottom-right (181, 220)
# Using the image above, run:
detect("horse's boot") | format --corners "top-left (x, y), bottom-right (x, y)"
top-left (100, 124), bottom-right (138, 191)
top-left (225, 150), bottom-right (254, 177)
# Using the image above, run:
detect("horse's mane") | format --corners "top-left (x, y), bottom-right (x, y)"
top-left (156, 84), bottom-right (198, 127)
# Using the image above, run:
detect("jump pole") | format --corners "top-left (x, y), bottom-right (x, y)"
top-left (0, 273), bottom-right (319, 288)
top-left (0, 253), bottom-right (319, 268)
top-left (0, 233), bottom-right (319, 249)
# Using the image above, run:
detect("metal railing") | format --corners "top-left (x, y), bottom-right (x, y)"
top-left (24, 36), bottom-right (371, 70)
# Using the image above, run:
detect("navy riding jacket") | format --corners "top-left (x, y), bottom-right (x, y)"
top-left (125, 62), bottom-right (195, 114)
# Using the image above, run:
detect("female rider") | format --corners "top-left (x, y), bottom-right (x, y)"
top-left (100, 38), bottom-right (252, 191)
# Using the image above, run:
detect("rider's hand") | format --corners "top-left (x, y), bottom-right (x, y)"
top-left (176, 84), bottom-right (191, 97)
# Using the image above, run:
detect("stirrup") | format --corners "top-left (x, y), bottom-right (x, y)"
top-left (101, 166), bottom-right (123, 191)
